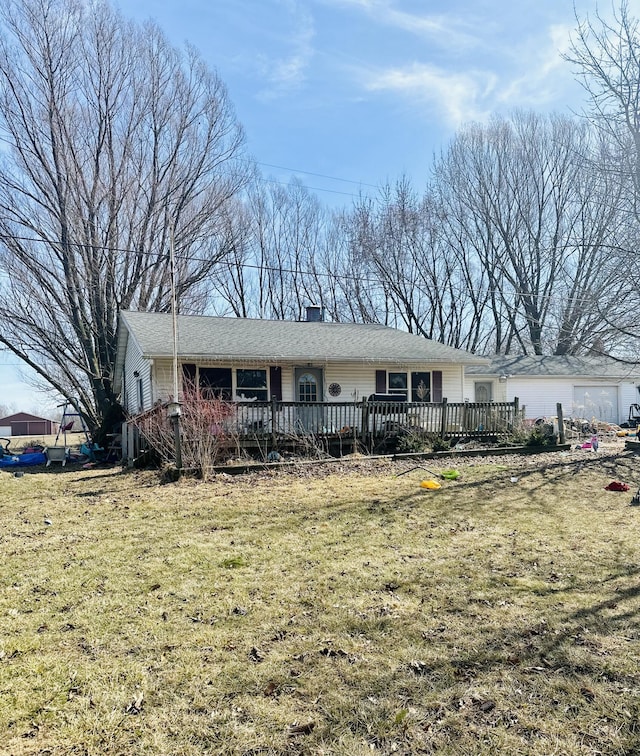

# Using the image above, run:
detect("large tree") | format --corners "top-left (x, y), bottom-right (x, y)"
top-left (565, 1), bottom-right (640, 353)
top-left (0, 0), bottom-right (247, 435)
top-left (345, 178), bottom-right (490, 349)
top-left (433, 112), bottom-right (628, 355)
top-left (566, 1), bottom-right (640, 217)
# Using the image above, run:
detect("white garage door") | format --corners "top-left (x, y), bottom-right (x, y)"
top-left (573, 386), bottom-right (619, 423)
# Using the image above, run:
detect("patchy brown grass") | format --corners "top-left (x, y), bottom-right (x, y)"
top-left (2, 446), bottom-right (640, 755)
top-left (4, 433), bottom-right (88, 452)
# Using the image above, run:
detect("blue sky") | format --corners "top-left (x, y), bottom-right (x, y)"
top-left (119, 0), bottom-right (601, 199)
top-left (0, 0), bottom-right (610, 413)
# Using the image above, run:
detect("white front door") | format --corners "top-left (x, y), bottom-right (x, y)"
top-left (294, 367), bottom-right (324, 432)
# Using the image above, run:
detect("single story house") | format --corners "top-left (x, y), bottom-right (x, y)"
top-left (465, 355), bottom-right (640, 425)
top-left (113, 309), bottom-right (488, 416)
top-left (0, 412), bottom-right (57, 437)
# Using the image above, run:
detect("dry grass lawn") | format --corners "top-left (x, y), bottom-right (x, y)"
top-left (2, 444), bottom-right (640, 755)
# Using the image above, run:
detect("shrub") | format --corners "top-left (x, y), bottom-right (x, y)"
top-left (397, 430), bottom-right (450, 453)
top-left (525, 423), bottom-right (558, 447)
top-left (130, 381), bottom-right (237, 479)
top-left (507, 422), bottom-right (530, 446)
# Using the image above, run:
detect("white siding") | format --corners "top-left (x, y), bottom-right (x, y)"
top-left (468, 376), bottom-right (639, 424)
top-left (122, 340), bottom-right (153, 414)
top-left (152, 360), bottom-right (466, 404)
top-left (509, 378), bottom-right (574, 421)
top-left (153, 360), bottom-right (175, 403)
top-left (523, 379), bottom-right (639, 424)
top-left (281, 367), bottom-right (294, 401)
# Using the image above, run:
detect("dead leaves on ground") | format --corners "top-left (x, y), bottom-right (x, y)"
top-left (124, 690), bottom-right (144, 715)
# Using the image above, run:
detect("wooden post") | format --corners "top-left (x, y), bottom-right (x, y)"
top-left (353, 402), bottom-right (358, 452)
top-left (361, 398), bottom-right (369, 450)
top-left (439, 397), bottom-right (448, 439)
top-left (556, 402), bottom-right (565, 445)
top-left (173, 416), bottom-right (182, 471)
top-left (271, 395), bottom-right (278, 452)
top-left (168, 404), bottom-right (182, 473)
top-left (513, 397), bottom-right (520, 431)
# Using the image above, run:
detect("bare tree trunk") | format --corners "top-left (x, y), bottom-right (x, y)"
top-left (0, 0), bottom-right (248, 435)
top-left (433, 112), bottom-right (628, 356)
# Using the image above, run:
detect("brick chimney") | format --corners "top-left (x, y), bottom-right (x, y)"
top-left (305, 305), bottom-right (323, 322)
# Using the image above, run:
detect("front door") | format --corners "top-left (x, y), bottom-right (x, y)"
top-left (295, 367), bottom-right (324, 433)
top-left (474, 381), bottom-right (492, 402)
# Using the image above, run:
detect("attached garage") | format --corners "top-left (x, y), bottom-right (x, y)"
top-left (465, 355), bottom-right (640, 426)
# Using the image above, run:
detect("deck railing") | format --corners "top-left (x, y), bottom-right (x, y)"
top-left (127, 397), bottom-right (522, 461)
top-left (224, 397), bottom-right (521, 443)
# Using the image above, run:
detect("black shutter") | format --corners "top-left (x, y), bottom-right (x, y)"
top-left (182, 363), bottom-right (196, 390)
top-left (269, 366), bottom-right (282, 400)
top-left (432, 370), bottom-right (443, 402)
top-left (375, 370), bottom-right (386, 394)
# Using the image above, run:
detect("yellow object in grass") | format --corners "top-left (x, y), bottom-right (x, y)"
top-left (420, 479), bottom-right (442, 490)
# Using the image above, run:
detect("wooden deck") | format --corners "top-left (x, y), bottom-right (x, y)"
top-left (127, 398), bottom-right (522, 460)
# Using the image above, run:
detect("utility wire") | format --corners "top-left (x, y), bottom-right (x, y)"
top-left (0, 232), bottom-right (633, 306)
top-left (259, 175), bottom-right (368, 198)
top-left (255, 160), bottom-right (379, 190)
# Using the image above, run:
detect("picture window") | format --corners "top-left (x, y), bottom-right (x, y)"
top-left (236, 369), bottom-right (268, 401)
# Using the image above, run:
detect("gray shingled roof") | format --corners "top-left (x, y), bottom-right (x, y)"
top-left (118, 311), bottom-right (487, 365)
top-left (467, 354), bottom-right (639, 379)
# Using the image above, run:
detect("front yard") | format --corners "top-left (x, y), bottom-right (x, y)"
top-left (2, 445), bottom-right (640, 755)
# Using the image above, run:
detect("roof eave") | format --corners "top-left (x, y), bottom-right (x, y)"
top-left (137, 352), bottom-right (487, 365)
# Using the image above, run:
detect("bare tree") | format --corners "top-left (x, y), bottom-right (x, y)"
top-left (433, 112), bottom-right (628, 355)
top-left (341, 178), bottom-right (488, 348)
top-left (0, 0), bottom-right (247, 436)
top-left (566, 1), bottom-right (640, 216)
top-left (210, 178), bottom-right (335, 321)
top-left (326, 203), bottom-right (389, 324)
top-left (564, 0), bottom-right (640, 352)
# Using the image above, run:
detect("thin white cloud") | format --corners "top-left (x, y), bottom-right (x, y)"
top-left (360, 20), bottom-right (580, 127)
top-left (364, 63), bottom-right (496, 126)
top-left (496, 23), bottom-right (577, 108)
top-left (318, 0), bottom-right (481, 51)
top-left (256, 1), bottom-right (316, 100)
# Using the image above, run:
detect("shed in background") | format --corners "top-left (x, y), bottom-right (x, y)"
top-left (0, 412), bottom-right (57, 437)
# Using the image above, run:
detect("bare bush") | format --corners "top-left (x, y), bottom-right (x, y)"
top-left (130, 386), bottom-right (236, 479)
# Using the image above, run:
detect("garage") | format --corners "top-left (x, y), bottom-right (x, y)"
top-left (0, 412), bottom-right (56, 437)
top-left (573, 386), bottom-right (619, 423)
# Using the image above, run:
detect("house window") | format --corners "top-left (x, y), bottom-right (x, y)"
top-left (199, 367), bottom-right (232, 400)
top-left (388, 372), bottom-right (408, 398)
top-left (236, 369), bottom-right (268, 401)
top-left (411, 372), bottom-right (431, 402)
top-left (298, 373), bottom-right (318, 402)
top-left (378, 370), bottom-right (436, 401)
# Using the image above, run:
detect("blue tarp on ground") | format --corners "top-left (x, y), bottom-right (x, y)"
top-left (0, 452), bottom-right (47, 468)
